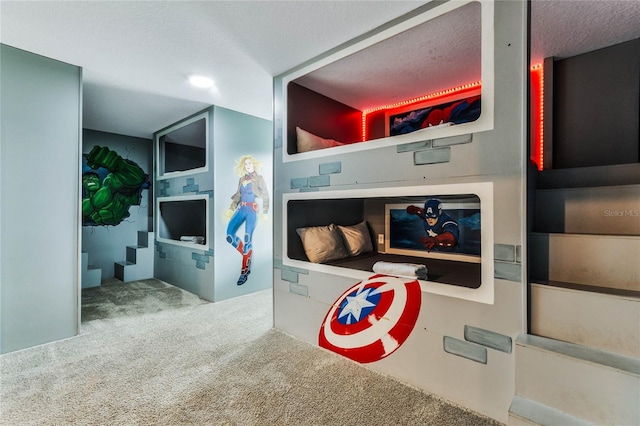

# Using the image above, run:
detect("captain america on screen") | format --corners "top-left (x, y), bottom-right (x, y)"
top-left (406, 198), bottom-right (459, 251)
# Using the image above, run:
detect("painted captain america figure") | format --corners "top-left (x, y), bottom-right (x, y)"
top-left (406, 198), bottom-right (459, 251)
top-left (226, 155), bottom-right (269, 285)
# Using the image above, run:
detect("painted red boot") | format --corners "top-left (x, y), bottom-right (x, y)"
top-left (237, 249), bottom-right (253, 285)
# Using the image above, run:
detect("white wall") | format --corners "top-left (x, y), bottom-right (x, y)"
top-left (272, 1), bottom-right (527, 422)
top-left (0, 44), bottom-right (81, 353)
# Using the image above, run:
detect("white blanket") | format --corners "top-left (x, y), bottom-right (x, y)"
top-left (372, 261), bottom-right (427, 279)
top-left (180, 236), bottom-right (205, 244)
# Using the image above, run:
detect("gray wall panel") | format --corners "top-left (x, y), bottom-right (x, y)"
top-left (1, 44), bottom-right (81, 353)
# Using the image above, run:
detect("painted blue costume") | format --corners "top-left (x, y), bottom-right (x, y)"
top-left (226, 171), bottom-right (269, 285)
top-left (407, 199), bottom-right (458, 251)
top-left (420, 212), bottom-right (459, 241)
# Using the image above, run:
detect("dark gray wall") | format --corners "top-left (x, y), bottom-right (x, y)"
top-left (287, 82), bottom-right (362, 154)
top-left (553, 38), bottom-right (640, 168)
top-left (287, 199), bottom-right (365, 260)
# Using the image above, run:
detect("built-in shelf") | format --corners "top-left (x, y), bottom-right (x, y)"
top-left (157, 194), bottom-right (210, 250)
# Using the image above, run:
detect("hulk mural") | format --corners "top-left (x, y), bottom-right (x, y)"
top-left (82, 146), bottom-right (149, 226)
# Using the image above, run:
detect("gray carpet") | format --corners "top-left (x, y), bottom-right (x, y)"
top-left (82, 278), bottom-right (208, 322)
top-left (1, 286), bottom-right (502, 425)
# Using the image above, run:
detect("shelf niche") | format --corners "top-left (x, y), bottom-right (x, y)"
top-left (157, 195), bottom-right (210, 250)
top-left (157, 112), bottom-right (208, 179)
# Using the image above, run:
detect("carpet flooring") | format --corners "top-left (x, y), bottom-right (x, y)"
top-left (82, 278), bottom-right (208, 322)
top-left (1, 282), bottom-right (502, 425)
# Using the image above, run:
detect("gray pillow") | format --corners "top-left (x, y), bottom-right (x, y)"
top-left (296, 223), bottom-right (349, 263)
top-left (338, 221), bottom-right (373, 256)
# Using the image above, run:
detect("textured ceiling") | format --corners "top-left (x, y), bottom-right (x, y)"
top-left (1, 0), bottom-right (639, 139)
top-left (530, 0), bottom-right (640, 64)
top-left (0, 1), bottom-right (427, 138)
top-left (295, 1), bottom-right (481, 111)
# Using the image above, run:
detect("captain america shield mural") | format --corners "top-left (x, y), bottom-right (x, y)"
top-left (319, 274), bottom-right (421, 363)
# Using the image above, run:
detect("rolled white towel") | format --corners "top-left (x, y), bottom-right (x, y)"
top-left (373, 261), bottom-right (427, 279)
top-left (180, 236), bottom-right (205, 244)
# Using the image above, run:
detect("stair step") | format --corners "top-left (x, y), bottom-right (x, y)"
top-left (126, 246), bottom-right (138, 263)
top-left (81, 252), bottom-right (101, 288)
top-left (81, 252), bottom-right (89, 270)
top-left (515, 334), bottom-right (640, 426)
top-left (537, 163), bottom-right (640, 189)
top-left (114, 261), bottom-right (134, 282)
top-left (531, 282), bottom-right (640, 358)
top-left (530, 233), bottom-right (640, 291)
top-left (115, 237), bottom-right (154, 283)
top-left (81, 267), bottom-right (101, 289)
top-left (137, 230), bottom-right (153, 247)
top-left (534, 184), bottom-right (640, 235)
top-left (508, 396), bottom-right (591, 426)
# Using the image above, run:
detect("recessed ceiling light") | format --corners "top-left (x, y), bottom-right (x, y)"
top-left (189, 75), bottom-right (214, 88)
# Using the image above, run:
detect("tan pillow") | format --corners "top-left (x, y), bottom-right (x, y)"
top-left (296, 223), bottom-right (349, 263)
top-left (296, 127), bottom-right (346, 153)
top-left (338, 221), bottom-right (373, 256)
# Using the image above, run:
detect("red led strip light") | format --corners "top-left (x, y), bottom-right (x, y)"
top-left (530, 64), bottom-right (544, 170)
top-left (359, 68), bottom-right (545, 167)
top-left (361, 81), bottom-right (482, 141)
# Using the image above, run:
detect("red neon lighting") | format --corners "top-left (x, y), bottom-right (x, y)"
top-left (530, 64), bottom-right (544, 170)
top-left (361, 81), bottom-right (482, 141)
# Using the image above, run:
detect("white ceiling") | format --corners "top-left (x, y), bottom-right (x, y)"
top-left (1, 1), bottom-right (639, 140)
top-left (295, 1), bottom-right (482, 111)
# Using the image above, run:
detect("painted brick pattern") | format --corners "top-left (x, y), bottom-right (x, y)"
top-left (290, 177), bottom-right (309, 189)
top-left (289, 282), bottom-right (309, 296)
top-left (192, 251), bottom-right (212, 270)
top-left (432, 133), bottom-right (473, 147)
top-left (413, 147), bottom-right (451, 165)
top-left (158, 180), bottom-right (171, 197)
top-left (494, 262), bottom-right (521, 282)
top-left (156, 242), bottom-right (166, 259)
top-left (290, 162), bottom-right (342, 191)
top-left (309, 175), bottom-right (330, 187)
top-left (397, 140), bottom-right (431, 153)
top-left (183, 177), bottom-right (199, 193)
top-left (443, 323), bottom-right (512, 363)
top-left (281, 268), bottom-right (299, 283)
top-left (464, 325), bottom-right (512, 353)
top-left (319, 161), bottom-right (342, 175)
top-left (495, 244), bottom-right (516, 262)
top-left (494, 243), bottom-right (522, 282)
top-left (274, 259), bottom-right (309, 284)
top-left (443, 336), bottom-right (487, 364)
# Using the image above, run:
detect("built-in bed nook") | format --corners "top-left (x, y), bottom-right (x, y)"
top-left (282, 0), bottom-right (492, 160)
top-left (155, 111), bottom-right (211, 251)
top-left (283, 183), bottom-right (494, 304)
top-left (287, 197), bottom-right (482, 288)
top-left (278, 1), bottom-right (496, 304)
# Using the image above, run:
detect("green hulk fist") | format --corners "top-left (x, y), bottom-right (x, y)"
top-left (82, 146), bottom-right (147, 226)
